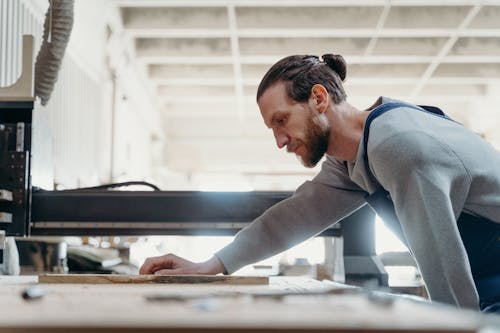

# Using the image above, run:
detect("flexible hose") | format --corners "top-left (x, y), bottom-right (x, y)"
top-left (34, 0), bottom-right (74, 106)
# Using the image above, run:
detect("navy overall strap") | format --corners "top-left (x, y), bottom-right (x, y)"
top-left (363, 102), bottom-right (450, 248)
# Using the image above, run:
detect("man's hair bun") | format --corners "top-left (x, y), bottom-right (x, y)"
top-left (321, 54), bottom-right (347, 81)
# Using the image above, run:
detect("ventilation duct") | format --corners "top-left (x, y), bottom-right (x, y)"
top-left (34, 0), bottom-right (74, 106)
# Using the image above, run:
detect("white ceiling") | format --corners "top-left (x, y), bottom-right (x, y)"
top-left (112, 0), bottom-right (500, 190)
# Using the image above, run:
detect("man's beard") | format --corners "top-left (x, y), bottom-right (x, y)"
top-left (299, 113), bottom-right (330, 168)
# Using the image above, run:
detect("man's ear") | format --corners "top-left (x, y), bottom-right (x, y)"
top-left (309, 84), bottom-right (329, 113)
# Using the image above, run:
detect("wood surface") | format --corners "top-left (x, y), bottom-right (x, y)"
top-left (1, 276), bottom-right (491, 333)
top-left (38, 274), bottom-right (268, 285)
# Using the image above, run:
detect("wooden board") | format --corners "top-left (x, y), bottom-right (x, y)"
top-left (38, 274), bottom-right (268, 285)
top-left (1, 277), bottom-right (490, 332)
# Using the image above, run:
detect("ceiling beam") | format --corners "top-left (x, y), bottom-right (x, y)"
top-left (138, 55), bottom-right (500, 65)
top-left (125, 28), bottom-right (500, 39)
top-left (114, 0), bottom-right (499, 7)
top-left (364, 0), bottom-right (391, 57)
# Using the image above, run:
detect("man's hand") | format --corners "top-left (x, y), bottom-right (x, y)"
top-left (139, 254), bottom-right (226, 275)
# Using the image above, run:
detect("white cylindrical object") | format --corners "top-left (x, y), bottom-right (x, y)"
top-left (3, 237), bottom-right (20, 275)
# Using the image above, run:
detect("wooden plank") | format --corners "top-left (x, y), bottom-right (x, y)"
top-left (0, 277), bottom-right (486, 332)
top-left (38, 274), bottom-right (268, 285)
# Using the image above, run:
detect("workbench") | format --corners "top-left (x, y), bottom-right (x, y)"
top-left (0, 275), bottom-right (497, 332)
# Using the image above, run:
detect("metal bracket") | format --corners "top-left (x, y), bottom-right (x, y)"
top-left (0, 212), bottom-right (12, 223)
top-left (0, 190), bottom-right (13, 201)
top-left (0, 35), bottom-right (34, 102)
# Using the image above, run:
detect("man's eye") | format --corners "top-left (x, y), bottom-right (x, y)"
top-left (277, 117), bottom-right (285, 125)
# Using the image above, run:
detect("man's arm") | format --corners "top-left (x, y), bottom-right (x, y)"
top-left (369, 130), bottom-right (479, 309)
top-left (216, 158), bottom-right (366, 274)
top-left (140, 158), bottom-right (366, 276)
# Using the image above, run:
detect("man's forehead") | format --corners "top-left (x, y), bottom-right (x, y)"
top-left (262, 82), bottom-right (287, 101)
top-left (259, 84), bottom-right (288, 127)
top-left (259, 83), bottom-right (289, 111)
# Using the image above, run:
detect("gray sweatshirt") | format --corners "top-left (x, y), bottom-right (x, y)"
top-left (216, 97), bottom-right (500, 310)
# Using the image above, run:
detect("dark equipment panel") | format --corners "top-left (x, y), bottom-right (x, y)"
top-left (0, 101), bottom-right (32, 237)
top-left (30, 190), bottom-right (342, 237)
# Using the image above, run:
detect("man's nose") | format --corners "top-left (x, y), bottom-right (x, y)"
top-left (274, 130), bottom-right (289, 149)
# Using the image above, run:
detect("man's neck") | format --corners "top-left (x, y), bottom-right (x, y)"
top-left (326, 102), bottom-right (369, 162)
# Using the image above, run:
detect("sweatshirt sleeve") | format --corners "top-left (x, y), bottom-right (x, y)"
top-left (215, 158), bottom-right (366, 274)
top-left (369, 130), bottom-right (479, 309)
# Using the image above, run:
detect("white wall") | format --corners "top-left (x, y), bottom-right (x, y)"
top-left (0, 0), bottom-right (163, 189)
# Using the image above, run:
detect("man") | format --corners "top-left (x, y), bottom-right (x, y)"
top-left (140, 54), bottom-right (500, 312)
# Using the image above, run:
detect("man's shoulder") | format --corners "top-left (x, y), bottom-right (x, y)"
top-left (365, 109), bottom-right (413, 151)
top-left (366, 101), bottom-right (456, 153)
top-left (369, 129), bottom-right (460, 176)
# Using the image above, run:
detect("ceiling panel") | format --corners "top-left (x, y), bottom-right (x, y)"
top-left (121, 7), bottom-right (228, 28)
top-left (149, 64), bottom-right (234, 78)
top-left (241, 64), bottom-right (271, 80)
top-left (468, 6), bottom-right (500, 29)
top-left (236, 6), bottom-right (383, 29)
top-left (135, 38), bottom-right (232, 57)
top-left (348, 63), bottom-right (428, 78)
top-left (450, 37), bottom-right (500, 55)
top-left (433, 63), bottom-right (500, 77)
top-left (383, 6), bottom-right (472, 28)
top-left (158, 85), bottom-right (236, 96)
top-left (371, 37), bottom-right (448, 56)
top-left (239, 37), bottom-right (370, 56)
top-left (419, 83), bottom-right (487, 96)
top-left (344, 84), bottom-right (416, 98)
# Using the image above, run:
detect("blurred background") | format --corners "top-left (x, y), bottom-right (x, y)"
top-left (1, 0), bottom-right (499, 284)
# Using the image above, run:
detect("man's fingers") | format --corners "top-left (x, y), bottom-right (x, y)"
top-left (139, 257), bottom-right (160, 274)
top-left (140, 254), bottom-right (224, 275)
top-left (139, 254), bottom-right (177, 274)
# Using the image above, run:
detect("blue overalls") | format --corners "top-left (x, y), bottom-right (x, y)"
top-left (363, 101), bottom-right (500, 313)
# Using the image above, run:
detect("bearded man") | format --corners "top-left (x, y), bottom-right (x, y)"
top-left (140, 54), bottom-right (500, 313)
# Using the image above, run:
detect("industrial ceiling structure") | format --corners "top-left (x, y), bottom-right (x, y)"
top-left (112, 0), bottom-right (500, 190)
